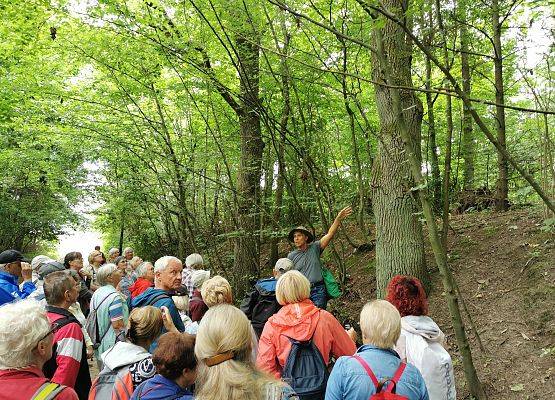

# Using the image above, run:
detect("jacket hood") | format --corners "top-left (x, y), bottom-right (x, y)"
top-left (255, 278), bottom-right (277, 295)
top-left (401, 315), bottom-right (444, 342)
top-left (101, 341), bottom-right (151, 370)
top-left (268, 299), bottom-right (320, 341)
top-left (131, 287), bottom-right (167, 308)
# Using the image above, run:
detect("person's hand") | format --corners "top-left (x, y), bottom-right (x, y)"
top-left (21, 262), bottom-right (32, 281)
top-left (86, 346), bottom-right (94, 359)
top-left (336, 206), bottom-right (353, 221)
top-left (346, 327), bottom-right (357, 343)
top-left (161, 306), bottom-right (178, 333)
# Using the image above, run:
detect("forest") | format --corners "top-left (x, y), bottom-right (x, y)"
top-left (0, 0), bottom-right (553, 397)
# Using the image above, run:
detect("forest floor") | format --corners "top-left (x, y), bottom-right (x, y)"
top-left (326, 207), bottom-right (554, 400)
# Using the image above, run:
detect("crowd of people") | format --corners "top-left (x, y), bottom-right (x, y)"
top-left (0, 208), bottom-right (456, 400)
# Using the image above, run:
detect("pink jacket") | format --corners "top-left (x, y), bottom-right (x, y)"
top-left (256, 299), bottom-right (356, 378)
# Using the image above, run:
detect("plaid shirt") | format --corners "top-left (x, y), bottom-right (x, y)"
top-left (182, 267), bottom-right (194, 295)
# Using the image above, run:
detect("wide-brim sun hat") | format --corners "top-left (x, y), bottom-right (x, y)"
top-left (288, 226), bottom-right (314, 243)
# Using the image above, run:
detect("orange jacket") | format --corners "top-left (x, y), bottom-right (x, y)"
top-left (256, 299), bottom-right (356, 378)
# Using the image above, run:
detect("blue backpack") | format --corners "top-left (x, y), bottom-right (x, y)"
top-left (282, 334), bottom-right (329, 400)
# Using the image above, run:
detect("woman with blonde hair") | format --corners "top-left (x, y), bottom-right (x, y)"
top-left (93, 305), bottom-right (178, 396)
top-left (83, 250), bottom-right (104, 291)
top-left (325, 300), bottom-right (428, 400)
top-left (200, 275), bottom-right (232, 307)
top-left (257, 270), bottom-right (356, 393)
top-left (195, 304), bottom-right (298, 400)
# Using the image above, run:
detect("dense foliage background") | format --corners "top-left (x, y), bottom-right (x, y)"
top-left (1, 0), bottom-right (553, 278)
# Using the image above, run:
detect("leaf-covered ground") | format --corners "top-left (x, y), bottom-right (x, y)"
top-left (329, 208), bottom-right (554, 399)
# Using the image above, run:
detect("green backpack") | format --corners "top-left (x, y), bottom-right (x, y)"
top-left (322, 267), bottom-right (342, 298)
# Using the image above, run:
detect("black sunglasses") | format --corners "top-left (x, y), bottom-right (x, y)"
top-left (37, 322), bottom-right (61, 344)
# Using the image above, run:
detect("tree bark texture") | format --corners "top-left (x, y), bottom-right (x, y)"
top-left (424, 10), bottom-right (441, 212)
top-left (460, 4), bottom-right (475, 190)
top-left (234, 33), bottom-right (265, 279)
top-left (369, 0), bottom-right (429, 298)
top-left (492, 0), bottom-right (509, 211)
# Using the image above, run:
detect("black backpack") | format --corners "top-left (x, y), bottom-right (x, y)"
top-left (251, 291), bottom-right (280, 335)
top-left (282, 333), bottom-right (329, 400)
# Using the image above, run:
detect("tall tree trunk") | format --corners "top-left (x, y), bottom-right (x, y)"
top-left (435, 0), bottom-right (454, 248)
top-left (372, 19), bottom-right (486, 398)
top-left (460, 1), bottom-right (475, 190)
top-left (234, 30), bottom-right (264, 282)
top-left (424, 10), bottom-right (441, 211)
top-left (368, 0), bottom-right (429, 297)
top-left (269, 17), bottom-right (291, 268)
top-left (492, 0), bottom-right (509, 210)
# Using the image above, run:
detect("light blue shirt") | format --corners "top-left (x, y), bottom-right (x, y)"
top-left (325, 345), bottom-right (429, 400)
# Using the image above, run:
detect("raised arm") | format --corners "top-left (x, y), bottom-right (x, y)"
top-left (320, 206), bottom-right (353, 250)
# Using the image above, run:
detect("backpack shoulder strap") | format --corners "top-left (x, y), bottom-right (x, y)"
top-left (31, 382), bottom-right (66, 400)
top-left (352, 355), bottom-right (379, 389)
top-left (148, 293), bottom-right (170, 306)
top-left (92, 291), bottom-right (116, 311)
top-left (382, 362), bottom-right (407, 393)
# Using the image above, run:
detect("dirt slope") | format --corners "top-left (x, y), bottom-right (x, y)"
top-left (329, 208), bottom-right (554, 399)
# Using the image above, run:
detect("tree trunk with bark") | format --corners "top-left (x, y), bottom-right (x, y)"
top-left (492, 0), bottom-right (509, 211)
top-left (424, 10), bottom-right (441, 212)
top-left (234, 31), bottom-right (265, 280)
top-left (368, 0), bottom-right (429, 297)
top-left (460, 1), bottom-right (475, 190)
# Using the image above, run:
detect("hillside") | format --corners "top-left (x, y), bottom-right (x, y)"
top-left (329, 208), bottom-right (554, 399)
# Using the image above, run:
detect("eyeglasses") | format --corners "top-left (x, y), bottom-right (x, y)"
top-left (37, 322), bottom-right (61, 345)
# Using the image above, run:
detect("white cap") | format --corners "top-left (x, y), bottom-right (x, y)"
top-left (185, 253), bottom-right (204, 268)
top-left (191, 269), bottom-right (211, 289)
top-left (274, 258), bottom-right (294, 273)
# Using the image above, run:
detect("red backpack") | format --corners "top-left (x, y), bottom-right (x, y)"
top-left (352, 355), bottom-right (408, 400)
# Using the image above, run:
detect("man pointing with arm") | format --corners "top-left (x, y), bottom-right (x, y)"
top-left (287, 206), bottom-right (353, 309)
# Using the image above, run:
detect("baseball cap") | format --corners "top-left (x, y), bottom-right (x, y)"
top-left (0, 249), bottom-right (29, 264)
top-left (274, 258), bottom-right (294, 273)
top-left (38, 261), bottom-right (66, 279)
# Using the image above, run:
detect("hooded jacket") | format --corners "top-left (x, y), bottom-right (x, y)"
top-left (130, 374), bottom-right (193, 400)
top-left (395, 315), bottom-right (445, 362)
top-left (129, 278), bottom-right (153, 299)
top-left (100, 341), bottom-right (155, 389)
top-left (256, 299), bottom-right (356, 378)
top-left (395, 316), bottom-right (456, 400)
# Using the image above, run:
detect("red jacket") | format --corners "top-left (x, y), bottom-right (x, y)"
top-left (256, 299), bottom-right (357, 378)
top-left (0, 367), bottom-right (78, 400)
top-left (130, 278), bottom-right (153, 298)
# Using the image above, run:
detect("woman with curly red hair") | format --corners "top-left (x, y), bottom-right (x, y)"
top-left (386, 275), bottom-right (456, 400)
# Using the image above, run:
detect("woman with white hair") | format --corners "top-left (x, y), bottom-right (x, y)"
top-left (129, 262), bottom-right (155, 298)
top-left (325, 300), bottom-right (429, 400)
top-left (89, 263), bottom-right (129, 369)
top-left (0, 300), bottom-right (78, 399)
top-left (182, 253), bottom-right (203, 295)
top-left (195, 304), bottom-right (299, 400)
top-left (189, 269), bottom-right (210, 322)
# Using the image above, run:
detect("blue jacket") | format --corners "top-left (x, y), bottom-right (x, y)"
top-left (325, 345), bottom-right (429, 400)
top-left (131, 288), bottom-right (185, 350)
top-left (130, 374), bottom-right (193, 400)
top-left (0, 270), bottom-right (35, 306)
